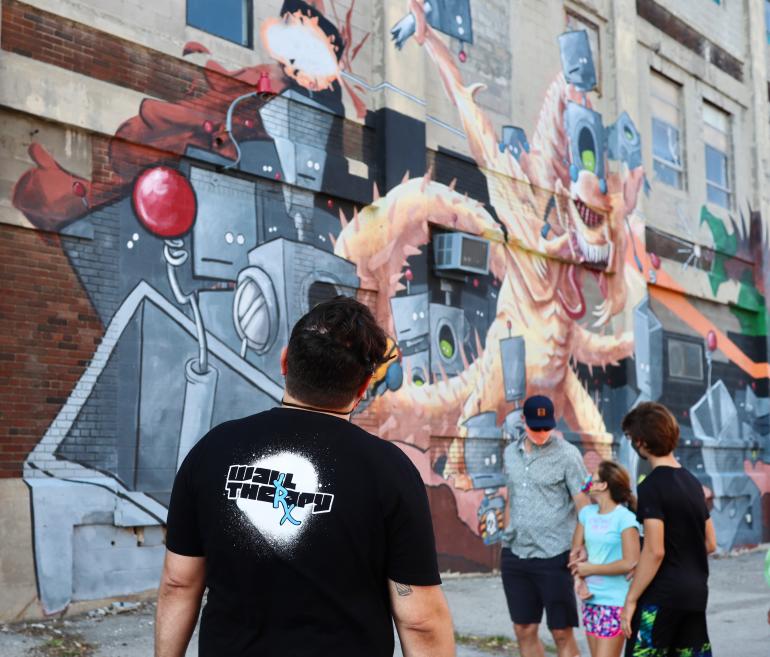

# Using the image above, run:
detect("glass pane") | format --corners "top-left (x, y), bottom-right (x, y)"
top-left (651, 95), bottom-right (678, 125)
top-left (188, 0), bottom-right (249, 46)
top-left (653, 160), bottom-right (681, 189)
top-left (703, 103), bottom-right (728, 132)
top-left (707, 184), bottom-right (730, 209)
top-left (652, 119), bottom-right (681, 167)
top-left (705, 145), bottom-right (728, 187)
top-left (704, 123), bottom-right (728, 152)
top-left (650, 72), bottom-right (679, 107)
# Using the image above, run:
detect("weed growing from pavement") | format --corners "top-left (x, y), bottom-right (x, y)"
top-left (11, 622), bottom-right (93, 657)
top-left (454, 632), bottom-right (558, 655)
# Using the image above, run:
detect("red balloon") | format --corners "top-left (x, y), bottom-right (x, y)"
top-left (132, 167), bottom-right (196, 238)
top-left (472, 278), bottom-right (479, 288)
top-left (649, 252), bottom-right (661, 269)
top-left (458, 49), bottom-right (467, 63)
top-left (706, 330), bottom-right (718, 352)
top-left (202, 120), bottom-right (214, 134)
top-left (404, 269), bottom-right (414, 282)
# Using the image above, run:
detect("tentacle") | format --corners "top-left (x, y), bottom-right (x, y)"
top-left (334, 177), bottom-right (504, 333)
top-left (571, 323), bottom-right (634, 368)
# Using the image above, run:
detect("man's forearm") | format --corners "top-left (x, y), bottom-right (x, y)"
top-left (624, 547), bottom-right (663, 604)
top-left (155, 582), bottom-right (203, 657)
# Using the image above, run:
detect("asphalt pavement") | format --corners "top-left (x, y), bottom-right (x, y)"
top-left (1, 547), bottom-right (767, 657)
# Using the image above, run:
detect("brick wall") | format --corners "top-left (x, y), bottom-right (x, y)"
top-left (0, 225), bottom-right (103, 477)
top-left (0, 0), bottom-right (272, 122)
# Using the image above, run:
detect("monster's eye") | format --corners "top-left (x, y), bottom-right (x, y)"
top-left (581, 149), bottom-right (596, 172)
top-left (413, 373), bottom-right (425, 387)
top-left (579, 127), bottom-right (596, 173)
top-left (624, 126), bottom-right (635, 142)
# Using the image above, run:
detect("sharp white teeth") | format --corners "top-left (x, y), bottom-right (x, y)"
top-left (575, 233), bottom-right (611, 265)
top-left (576, 232), bottom-right (588, 259)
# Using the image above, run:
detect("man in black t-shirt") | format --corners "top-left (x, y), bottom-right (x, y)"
top-left (155, 296), bottom-right (455, 657)
top-left (620, 402), bottom-right (718, 656)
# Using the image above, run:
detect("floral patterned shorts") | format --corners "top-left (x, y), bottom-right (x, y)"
top-left (582, 602), bottom-right (623, 638)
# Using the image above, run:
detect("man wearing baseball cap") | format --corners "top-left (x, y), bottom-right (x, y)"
top-left (501, 395), bottom-right (590, 657)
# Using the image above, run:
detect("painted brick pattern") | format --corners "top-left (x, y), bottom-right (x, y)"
top-left (51, 204), bottom-right (122, 475)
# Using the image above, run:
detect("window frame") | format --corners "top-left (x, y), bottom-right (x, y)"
top-left (650, 71), bottom-right (686, 191)
top-left (186, 0), bottom-right (254, 49)
top-left (702, 101), bottom-right (733, 210)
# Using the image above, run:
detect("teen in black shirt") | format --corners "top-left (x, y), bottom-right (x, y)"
top-left (155, 297), bottom-right (455, 657)
top-left (620, 403), bottom-right (717, 656)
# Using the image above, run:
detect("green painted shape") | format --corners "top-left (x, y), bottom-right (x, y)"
top-left (440, 338), bottom-right (454, 359)
top-left (581, 149), bottom-right (596, 172)
top-left (700, 205), bottom-right (737, 256)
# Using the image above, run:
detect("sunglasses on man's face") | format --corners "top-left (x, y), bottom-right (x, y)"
top-left (528, 426), bottom-right (552, 432)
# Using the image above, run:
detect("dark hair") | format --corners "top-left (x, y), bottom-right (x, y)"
top-left (621, 402), bottom-right (680, 457)
top-left (285, 296), bottom-right (388, 408)
top-left (597, 460), bottom-right (637, 511)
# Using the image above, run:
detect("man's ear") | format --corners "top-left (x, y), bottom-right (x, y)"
top-left (280, 347), bottom-right (288, 376)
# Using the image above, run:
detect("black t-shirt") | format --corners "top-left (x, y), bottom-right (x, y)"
top-left (636, 465), bottom-right (710, 611)
top-left (166, 407), bottom-right (441, 657)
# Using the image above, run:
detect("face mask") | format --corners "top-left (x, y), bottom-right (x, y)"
top-left (630, 439), bottom-right (647, 460)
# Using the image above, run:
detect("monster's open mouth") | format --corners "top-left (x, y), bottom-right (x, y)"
top-left (575, 199), bottom-right (604, 228)
top-left (574, 232), bottom-right (610, 269)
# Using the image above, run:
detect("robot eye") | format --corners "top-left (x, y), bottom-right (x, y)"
top-left (412, 312), bottom-right (418, 321)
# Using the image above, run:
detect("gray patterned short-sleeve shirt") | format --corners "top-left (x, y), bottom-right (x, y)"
top-left (502, 434), bottom-right (588, 559)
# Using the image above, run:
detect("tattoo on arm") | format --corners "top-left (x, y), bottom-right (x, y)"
top-left (395, 582), bottom-right (413, 597)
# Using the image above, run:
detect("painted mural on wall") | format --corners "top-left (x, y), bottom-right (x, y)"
top-left (8, 0), bottom-right (770, 613)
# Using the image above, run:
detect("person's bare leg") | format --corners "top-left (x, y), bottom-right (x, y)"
top-left (585, 632), bottom-right (598, 657)
top-left (594, 635), bottom-right (624, 657)
top-left (514, 623), bottom-right (546, 657)
top-left (550, 627), bottom-right (581, 657)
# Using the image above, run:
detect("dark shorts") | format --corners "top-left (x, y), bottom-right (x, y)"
top-left (500, 548), bottom-right (579, 630)
top-left (625, 604), bottom-right (712, 657)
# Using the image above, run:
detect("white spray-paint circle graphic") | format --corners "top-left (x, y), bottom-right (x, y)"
top-left (236, 451), bottom-right (319, 547)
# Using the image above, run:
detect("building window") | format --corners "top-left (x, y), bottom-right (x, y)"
top-left (703, 102), bottom-right (732, 209)
top-left (667, 337), bottom-right (704, 382)
top-left (565, 11), bottom-right (601, 93)
top-left (187, 0), bottom-right (252, 47)
top-left (650, 72), bottom-right (685, 190)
